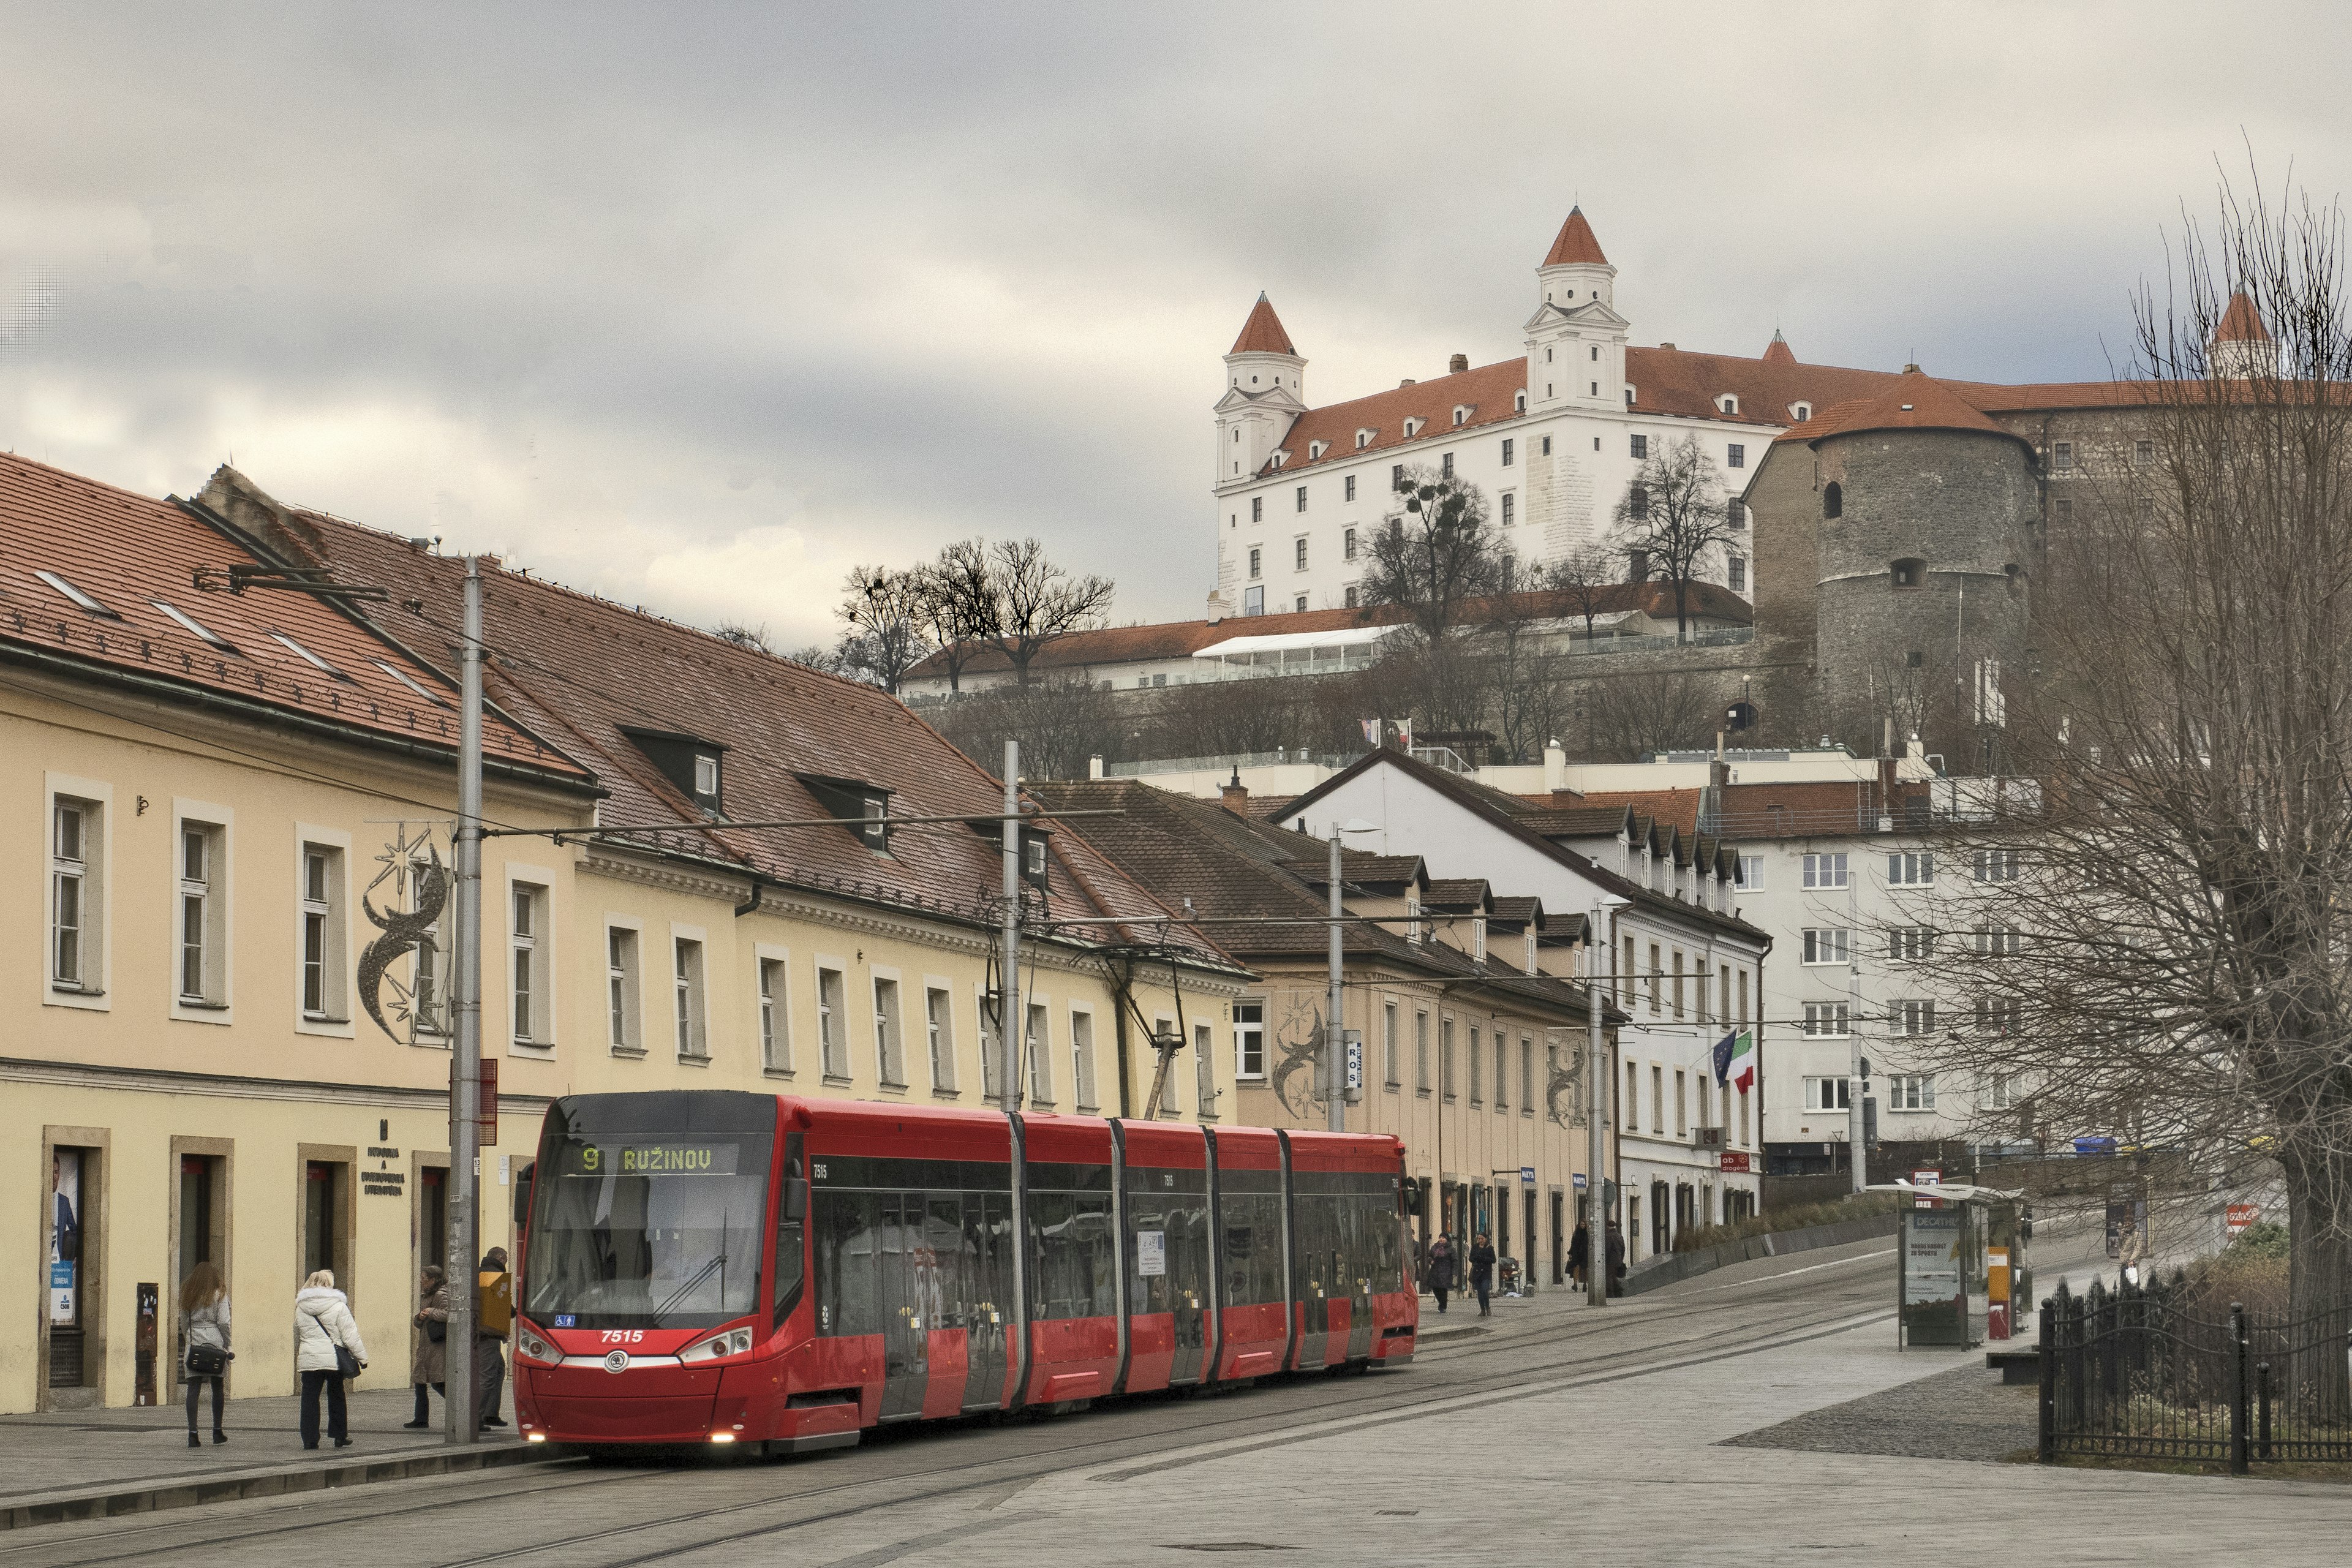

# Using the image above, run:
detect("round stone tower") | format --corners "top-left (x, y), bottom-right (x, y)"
top-left (1806, 371), bottom-right (2038, 769)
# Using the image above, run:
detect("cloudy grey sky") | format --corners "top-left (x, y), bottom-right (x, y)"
top-left (4, 2), bottom-right (2347, 647)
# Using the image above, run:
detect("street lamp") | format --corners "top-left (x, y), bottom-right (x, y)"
top-left (1586, 894), bottom-right (1630, 1306)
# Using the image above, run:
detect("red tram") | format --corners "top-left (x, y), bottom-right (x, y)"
top-left (509, 1091), bottom-right (1417, 1450)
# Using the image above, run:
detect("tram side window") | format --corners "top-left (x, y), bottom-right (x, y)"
top-left (1029, 1189), bottom-right (1114, 1320)
top-left (925, 1194), bottom-right (968, 1330)
top-left (815, 1190), bottom-right (881, 1338)
top-left (1221, 1190), bottom-right (1285, 1306)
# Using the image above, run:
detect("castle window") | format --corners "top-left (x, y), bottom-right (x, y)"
top-left (1728, 555), bottom-right (1746, 592)
top-left (1626, 387), bottom-right (1636, 406)
top-left (1629, 548), bottom-right (1651, 582)
top-left (1514, 391), bottom-right (1526, 413)
top-left (1791, 403), bottom-right (1812, 422)
top-left (1728, 443), bottom-right (1746, 469)
top-left (1591, 345), bottom-right (1600, 361)
top-left (1295, 538), bottom-right (1308, 570)
top-left (1630, 434), bottom-right (1648, 459)
top-left (2005, 563), bottom-right (2024, 597)
top-left (1234, 428), bottom-right (1240, 443)
top-left (1501, 438), bottom-right (1514, 467)
top-left (1541, 436), bottom-right (1552, 456)
top-left (1501, 493), bottom-right (1515, 527)
top-left (1403, 417), bottom-right (1425, 438)
top-left (1356, 429), bottom-right (1374, 450)
top-left (1392, 464), bottom-right (1404, 488)
top-left (1296, 485), bottom-right (1308, 513)
top-left (2051, 441), bottom-right (2073, 470)
top-left (1728, 502), bottom-right (1747, 530)
top-left (1344, 584), bottom-right (1358, 608)
top-left (1823, 482), bottom-right (1843, 519)
top-left (2136, 440), bottom-right (2155, 464)
top-left (1452, 405), bottom-right (1472, 427)
top-left (1344, 527), bottom-right (1357, 561)
top-left (1441, 453), bottom-right (1454, 480)
top-left (1891, 558), bottom-right (1926, 590)
top-left (1718, 394), bottom-right (1740, 415)
top-left (1248, 547), bottom-right (1261, 579)
top-left (1344, 475), bottom-right (1356, 502)
top-left (1295, 595), bottom-right (1308, 613)
top-left (2055, 498), bottom-right (2073, 524)
top-left (1308, 441), bottom-right (1327, 461)
top-left (1251, 497), bottom-right (1263, 523)
top-left (1905, 650), bottom-right (1924, 669)
top-left (1629, 486), bottom-right (1650, 519)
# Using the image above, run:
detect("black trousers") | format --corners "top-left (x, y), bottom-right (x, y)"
top-left (477, 1340), bottom-right (505, 1418)
top-left (413, 1381), bottom-right (445, 1423)
top-left (300, 1371), bottom-right (348, 1447)
top-left (1431, 1284), bottom-right (1449, 1311)
top-left (186, 1372), bottom-right (224, 1432)
top-left (1474, 1281), bottom-right (1491, 1313)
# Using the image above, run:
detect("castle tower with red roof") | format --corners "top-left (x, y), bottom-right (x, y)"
top-left (1525, 206), bottom-right (1630, 421)
top-left (2209, 291), bottom-right (2275, 380)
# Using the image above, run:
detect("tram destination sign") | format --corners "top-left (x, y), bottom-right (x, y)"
top-left (557, 1140), bottom-right (742, 1177)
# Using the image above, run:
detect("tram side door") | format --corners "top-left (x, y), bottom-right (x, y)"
top-left (1344, 1202), bottom-right (1374, 1362)
top-left (962, 1192), bottom-right (1011, 1411)
top-left (878, 1193), bottom-right (928, 1420)
top-left (1295, 1199), bottom-right (1331, 1370)
top-left (1168, 1188), bottom-right (1208, 1384)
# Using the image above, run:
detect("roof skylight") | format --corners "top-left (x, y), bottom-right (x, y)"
top-left (153, 600), bottom-right (235, 650)
top-left (371, 659), bottom-right (450, 707)
top-left (269, 630), bottom-right (345, 677)
top-left (36, 570), bottom-right (118, 618)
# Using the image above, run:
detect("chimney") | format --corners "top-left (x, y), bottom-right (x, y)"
top-left (1658, 342), bottom-right (1676, 350)
top-left (1877, 755), bottom-right (1899, 832)
top-left (1543, 739), bottom-right (1569, 794)
top-left (1398, 378), bottom-right (1417, 388)
top-left (1219, 767), bottom-right (1250, 816)
top-left (1448, 353), bottom-right (1469, 374)
top-left (1088, 753), bottom-right (1104, 780)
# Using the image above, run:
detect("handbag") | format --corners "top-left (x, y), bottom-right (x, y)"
top-left (334, 1343), bottom-right (361, 1380)
top-left (424, 1318), bottom-right (446, 1344)
top-left (186, 1343), bottom-right (230, 1377)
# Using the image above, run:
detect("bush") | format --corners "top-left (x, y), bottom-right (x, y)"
top-left (2178, 1222), bottom-right (2291, 1319)
top-left (1672, 1191), bottom-right (1902, 1254)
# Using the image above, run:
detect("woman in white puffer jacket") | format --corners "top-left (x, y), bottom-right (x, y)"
top-left (293, 1270), bottom-right (367, 1449)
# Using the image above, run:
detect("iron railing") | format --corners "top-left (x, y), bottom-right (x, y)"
top-left (2039, 1275), bottom-right (2352, 1469)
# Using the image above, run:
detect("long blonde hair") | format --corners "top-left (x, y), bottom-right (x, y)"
top-left (303, 1268), bottom-right (337, 1291)
top-left (180, 1260), bottom-right (225, 1313)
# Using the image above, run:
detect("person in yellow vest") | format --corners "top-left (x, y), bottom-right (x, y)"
top-left (477, 1247), bottom-right (513, 1428)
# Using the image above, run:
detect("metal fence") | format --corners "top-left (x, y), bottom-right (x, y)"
top-left (2040, 1276), bottom-right (2352, 1468)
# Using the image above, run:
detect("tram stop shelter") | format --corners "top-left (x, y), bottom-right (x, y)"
top-left (1869, 1182), bottom-right (2027, 1351)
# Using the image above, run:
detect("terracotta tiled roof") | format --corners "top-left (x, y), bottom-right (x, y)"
top-left (1259, 356), bottom-right (1529, 476)
top-left (1572, 789), bottom-right (1703, 836)
top-left (904, 581), bottom-right (1749, 682)
top-left (2215, 292), bottom-right (2270, 342)
top-left (1803, 369), bottom-right (2023, 445)
top-left (1422, 877), bottom-right (1492, 910)
top-left (1762, 330), bottom-right (1796, 366)
top-left (209, 477), bottom-right (1237, 969)
top-left (0, 453), bottom-right (589, 786)
top-left (1488, 895), bottom-right (1544, 927)
top-left (1542, 206), bottom-right (1608, 268)
top-left (1230, 293), bottom-right (1297, 356)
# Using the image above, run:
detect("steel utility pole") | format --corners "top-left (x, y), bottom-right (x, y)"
top-left (1326, 826), bottom-right (1345, 1133)
top-left (446, 557), bottom-right (483, 1444)
top-left (1000, 739), bottom-right (1022, 1114)
top-left (1586, 900), bottom-right (1611, 1307)
top-left (1847, 868), bottom-right (1866, 1195)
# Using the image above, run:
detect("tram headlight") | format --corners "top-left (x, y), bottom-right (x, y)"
top-left (514, 1325), bottom-right (559, 1366)
top-left (679, 1326), bottom-right (755, 1364)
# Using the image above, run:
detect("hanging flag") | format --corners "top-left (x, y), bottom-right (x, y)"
top-left (1724, 1030), bottom-right (1757, 1093)
top-left (1393, 718), bottom-right (1414, 749)
top-left (1362, 718), bottom-right (1382, 745)
top-left (1711, 1030), bottom-right (1738, 1085)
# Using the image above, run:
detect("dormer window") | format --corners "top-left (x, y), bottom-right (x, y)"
top-left (1625, 386), bottom-right (1637, 406)
top-left (1355, 429), bottom-right (1374, 450)
top-left (1403, 417), bottom-right (1425, 439)
top-left (1791, 402), bottom-right (1812, 422)
top-left (694, 753), bottom-right (720, 796)
top-left (1452, 405), bottom-right (1472, 428)
top-left (1471, 918), bottom-right (1486, 962)
top-left (1270, 450), bottom-right (1288, 470)
top-left (1717, 394), bottom-right (1740, 415)
top-left (1514, 390), bottom-right (1526, 413)
top-left (154, 600), bottom-right (235, 650)
top-left (1308, 440), bottom-right (1329, 461)
top-left (799, 772), bottom-right (891, 851)
top-left (1024, 835), bottom-right (1047, 886)
top-left (624, 725), bottom-right (731, 814)
top-left (1525, 929), bottom-right (1538, 973)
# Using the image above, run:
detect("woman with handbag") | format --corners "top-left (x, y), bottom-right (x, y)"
top-left (293, 1269), bottom-right (367, 1450)
top-left (406, 1264), bottom-right (448, 1429)
top-left (180, 1261), bottom-right (232, 1449)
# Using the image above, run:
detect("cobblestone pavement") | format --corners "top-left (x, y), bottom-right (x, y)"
top-left (1721, 1360), bottom-right (2037, 1463)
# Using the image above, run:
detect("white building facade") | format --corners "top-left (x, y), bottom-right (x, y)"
top-left (1210, 208), bottom-right (1841, 619)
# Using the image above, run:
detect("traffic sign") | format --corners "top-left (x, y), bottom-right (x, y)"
top-left (1572, 1172), bottom-right (1588, 1190)
top-left (2226, 1203), bottom-right (2260, 1237)
top-left (1520, 1165), bottom-right (1536, 1187)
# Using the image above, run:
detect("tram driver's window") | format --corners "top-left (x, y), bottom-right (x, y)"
top-left (773, 1142), bottom-right (807, 1327)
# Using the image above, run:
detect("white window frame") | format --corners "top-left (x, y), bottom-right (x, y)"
top-left (870, 967), bottom-right (905, 1087)
top-left (1803, 1076), bottom-right (1851, 1112)
top-left (1895, 998), bottom-right (1937, 1036)
top-left (976, 981), bottom-right (1001, 1101)
top-left (1800, 927), bottom-right (1852, 966)
top-left (1888, 1074), bottom-right (1936, 1112)
top-left (506, 864), bottom-right (557, 1052)
top-left (924, 977), bottom-right (956, 1093)
top-left (1735, 853), bottom-right (1765, 890)
top-left (1234, 999), bottom-right (1266, 1080)
top-left (671, 924), bottom-right (709, 1061)
top-left (756, 943), bottom-right (792, 1076)
top-left (1194, 1021), bottom-right (1218, 1118)
top-left (1153, 1016), bottom-right (1180, 1115)
top-left (1802, 1002), bottom-right (1851, 1038)
top-left (1973, 849), bottom-right (2021, 883)
top-left (1887, 851), bottom-right (1935, 887)
top-left (605, 918), bottom-right (644, 1055)
top-left (815, 957), bottom-right (850, 1079)
top-left (292, 824), bottom-right (352, 1037)
top-left (170, 800), bottom-right (233, 1023)
top-left (1383, 998), bottom-right (1400, 1088)
top-left (1069, 1004), bottom-right (1098, 1111)
top-left (1888, 925), bottom-right (1937, 961)
top-left (45, 774), bottom-right (112, 1012)
top-left (1801, 852), bottom-right (1849, 890)
top-left (1025, 999), bottom-right (1054, 1105)
top-left (1973, 924), bottom-right (2025, 957)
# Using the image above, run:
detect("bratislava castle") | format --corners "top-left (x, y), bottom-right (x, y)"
top-left (1209, 207), bottom-right (1897, 618)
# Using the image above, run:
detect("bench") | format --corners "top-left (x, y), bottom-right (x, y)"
top-left (1986, 1347), bottom-right (2040, 1385)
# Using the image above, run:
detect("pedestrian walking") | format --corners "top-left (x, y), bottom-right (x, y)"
top-left (1566, 1223), bottom-right (1591, 1289)
top-left (2118, 1221), bottom-right (2150, 1291)
top-left (293, 1269), bottom-right (367, 1450)
top-left (1604, 1220), bottom-right (1628, 1297)
top-left (407, 1264), bottom-right (448, 1429)
top-left (1423, 1232), bottom-right (1456, 1313)
top-left (180, 1261), bottom-right (232, 1448)
top-left (1468, 1232), bottom-right (1496, 1316)
top-left (475, 1247), bottom-right (513, 1428)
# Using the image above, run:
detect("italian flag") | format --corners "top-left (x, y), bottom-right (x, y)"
top-left (1716, 1030), bottom-right (1756, 1093)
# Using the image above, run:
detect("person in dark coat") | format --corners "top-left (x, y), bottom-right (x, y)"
top-left (1566, 1223), bottom-right (1591, 1289)
top-left (407, 1264), bottom-right (448, 1429)
top-left (1468, 1233), bottom-right (1497, 1317)
top-left (1423, 1233), bottom-right (1457, 1313)
top-left (475, 1248), bottom-right (511, 1428)
top-left (1604, 1220), bottom-right (1628, 1297)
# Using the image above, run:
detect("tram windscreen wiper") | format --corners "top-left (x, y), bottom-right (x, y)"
top-left (649, 1253), bottom-right (727, 1324)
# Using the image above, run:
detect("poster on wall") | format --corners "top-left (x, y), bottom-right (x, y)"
top-left (50, 1149), bottom-right (81, 1327)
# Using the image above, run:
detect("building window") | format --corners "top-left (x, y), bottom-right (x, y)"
top-left (1888, 925), bottom-right (1937, 960)
top-left (1802, 1002), bottom-right (1851, 1038)
top-left (1629, 487), bottom-right (1649, 521)
top-left (1887, 851), bottom-right (1934, 886)
top-left (872, 976), bottom-right (903, 1085)
top-left (978, 989), bottom-right (1000, 1100)
top-left (1343, 526), bottom-right (1357, 561)
top-left (1973, 849), bottom-right (2021, 883)
top-left (2051, 441), bottom-right (2073, 471)
top-left (1672, 949), bottom-right (1686, 1017)
top-left (1989, 1073), bottom-right (2022, 1110)
top-left (1295, 595), bottom-right (1308, 612)
top-left (1800, 927), bottom-right (1851, 965)
top-left (1296, 484), bottom-right (1308, 513)
top-left (1468, 1025), bottom-right (1481, 1103)
top-left (1071, 1009), bottom-right (1099, 1110)
top-left (607, 927), bottom-right (640, 1051)
top-left (1415, 1011), bottom-right (1430, 1092)
top-left (1194, 1022), bottom-right (1217, 1116)
top-left (1792, 402), bottom-right (1812, 422)
top-left (51, 797), bottom-right (103, 993)
top-left (1975, 996), bottom-right (2022, 1035)
top-left (1541, 435), bottom-right (1552, 456)
top-left (1648, 942), bottom-right (1663, 1014)
top-left (1728, 555), bottom-right (1746, 592)
top-left (1728, 443), bottom-right (1745, 469)
top-left (1520, 1036), bottom-right (1533, 1110)
top-left (1344, 474), bottom-right (1357, 502)
top-left (178, 822), bottom-right (225, 1005)
top-left (1674, 1069), bottom-right (1687, 1135)
top-left (1804, 1076), bottom-right (1852, 1112)
top-left (1235, 1000), bottom-right (1265, 1079)
top-left (1344, 585), bottom-right (1358, 607)
top-left (674, 937), bottom-right (707, 1058)
top-left (1630, 434), bottom-right (1648, 460)
top-left (925, 987), bottom-right (954, 1090)
top-left (2136, 439), bottom-right (2155, 464)
top-left (1501, 492), bottom-right (1515, 527)
top-left (511, 883), bottom-right (549, 1044)
top-left (1025, 1003), bottom-right (1052, 1103)
top-left (1515, 391), bottom-right (1526, 413)
top-left (1888, 1074), bottom-right (1936, 1112)
top-left (1651, 1065), bottom-right (1665, 1131)
top-left (1243, 586), bottom-right (1264, 616)
top-left (1823, 481), bottom-right (1842, 519)
top-left (1501, 437), bottom-right (1515, 467)
top-left (1392, 464), bottom-right (1405, 489)
top-left (1972, 924), bottom-right (2025, 957)
top-left (1896, 1000), bottom-right (1937, 1036)
top-left (1452, 409), bottom-right (1466, 428)
top-left (1251, 497), bottom-right (1264, 523)
top-left (760, 957), bottom-right (788, 1072)
top-left (1248, 547), bottom-right (1262, 579)
top-left (1735, 853), bottom-right (1765, 889)
top-left (299, 844), bottom-right (345, 1020)
top-left (1441, 1017), bottom-right (1457, 1099)
top-left (1295, 537), bottom-right (1308, 570)
top-left (1625, 1061), bottom-right (1639, 1129)
top-left (1802, 852), bottom-right (1849, 889)
top-left (1441, 452), bottom-right (1454, 480)
top-left (1891, 557), bottom-right (1926, 589)
top-left (818, 966), bottom-right (848, 1077)
top-left (1383, 1001), bottom-right (1400, 1087)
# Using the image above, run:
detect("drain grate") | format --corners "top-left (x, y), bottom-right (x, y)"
top-left (1374, 1509), bottom-right (1420, 1517)
top-left (1163, 1546), bottom-right (1302, 1553)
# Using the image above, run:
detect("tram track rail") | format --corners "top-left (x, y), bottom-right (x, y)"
top-left (15, 1249), bottom-right (1902, 1568)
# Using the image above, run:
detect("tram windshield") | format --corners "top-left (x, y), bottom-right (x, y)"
top-left (524, 1133), bottom-right (771, 1330)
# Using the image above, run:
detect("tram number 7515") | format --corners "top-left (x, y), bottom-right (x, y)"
top-left (600, 1330), bottom-right (647, 1345)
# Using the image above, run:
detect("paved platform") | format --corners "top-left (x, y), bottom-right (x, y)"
top-left (0, 1387), bottom-right (537, 1529)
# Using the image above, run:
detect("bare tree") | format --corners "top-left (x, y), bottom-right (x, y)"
top-left (1362, 465), bottom-right (1502, 641)
top-left (714, 621), bottom-right (775, 654)
top-left (839, 565), bottom-right (935, 695)
top-left (983, 537), bottom-right (1115, 687)
top-left (927, 676), bottom-right (1120, 783)
top-left (918, 538), bottom-right (1000, 696)
top-left (1485, 554), bottom-right (1572, 763)
top-left (1586, 669), bottom-right (1715, 760)
top-left (1611, 437), bottom-right (1738, 643)
top-left (1912, 173), bottom-right (2352, 1349)
top-left (1550, 543), bottom-right (1623, 645)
